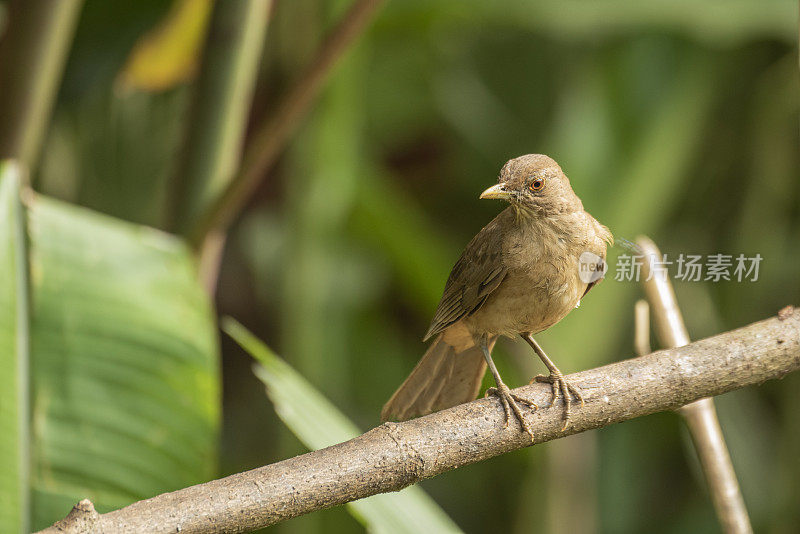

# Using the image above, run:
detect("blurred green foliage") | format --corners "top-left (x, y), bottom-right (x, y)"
top-left (3, 0), bottom-right (798, 532)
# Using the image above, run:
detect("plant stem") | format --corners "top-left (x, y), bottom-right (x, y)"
top-left (0, 0), bottom-right (83, 175)
top-left (633, 299), bottom-right (651, 356)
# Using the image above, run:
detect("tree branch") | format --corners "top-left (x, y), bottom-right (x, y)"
top-left (39, 310), bottom-right (800, 534)
top-left (637, 236), bottom-right (753, 534)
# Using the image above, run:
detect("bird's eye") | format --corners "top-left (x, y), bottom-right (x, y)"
top-left (529, 177), bottom-right (545, 192)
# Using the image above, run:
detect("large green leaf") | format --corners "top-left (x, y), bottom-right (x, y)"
top-left (223, 318), bottom-right (463, 534)
top-left (0, 162), bottom-right (30, 534)
top-left (27, 194), bottom-right (220, 529)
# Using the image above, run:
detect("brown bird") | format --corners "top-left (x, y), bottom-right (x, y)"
top-left (381, 154), bottom-right (612, 440)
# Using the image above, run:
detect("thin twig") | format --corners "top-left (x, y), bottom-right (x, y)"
top-left (191, 0), bottom-right (385, 251)
top-left (197, 229), bottom-right (227, 294)
top-left (634, 299), bottom-right (651, 356)
top-left (637, 235), bottom-right (753, 534)
top-left (39, 310), bottom-right (799, 534)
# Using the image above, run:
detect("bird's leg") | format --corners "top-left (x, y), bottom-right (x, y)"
top-left (479, 335), bottom-right (538, 441)
top-left (522, 333), bottom-right (584, 431)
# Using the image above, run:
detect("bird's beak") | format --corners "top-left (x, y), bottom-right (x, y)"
top-left (479, 183), bottom-right (512, 201)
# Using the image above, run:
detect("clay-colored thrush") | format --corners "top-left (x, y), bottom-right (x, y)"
top-left (381, 154), bottom-right (613, 440)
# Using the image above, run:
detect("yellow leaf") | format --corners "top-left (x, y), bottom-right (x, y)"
top-left (118, 0), bottom-right (213, 92)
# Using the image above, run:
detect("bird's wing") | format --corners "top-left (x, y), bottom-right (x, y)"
top-left (423, 216), bottom-right (508, 341)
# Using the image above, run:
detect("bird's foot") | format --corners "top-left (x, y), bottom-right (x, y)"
top-left (485, 383), bottom-right (538, 441)
top-left (531, 372), bottom-right (584, 431)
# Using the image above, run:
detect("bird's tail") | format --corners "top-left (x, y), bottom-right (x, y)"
top-left (381, 333), bottom-right (495, 422)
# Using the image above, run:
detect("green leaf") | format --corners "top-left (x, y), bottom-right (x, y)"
top-left (27, 195), bottom-right (220, 529)
top-left (223, 318), bottom-right (464, 534)
top-left (0, 162), bottom-right (31, 534)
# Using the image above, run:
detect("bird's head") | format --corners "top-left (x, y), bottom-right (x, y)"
top-left (480, 154), bottom-right (583, 216)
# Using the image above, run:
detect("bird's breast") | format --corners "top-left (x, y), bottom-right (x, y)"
top-left (464, 254), bottom-right (585, 338)
top-left (461, 210), bottom-right (606, 338)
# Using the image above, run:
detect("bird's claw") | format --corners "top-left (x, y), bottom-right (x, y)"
top-left (485, 384), bottom-right (538, 441)
top-left (531, 373), bottom-right (584, 431)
